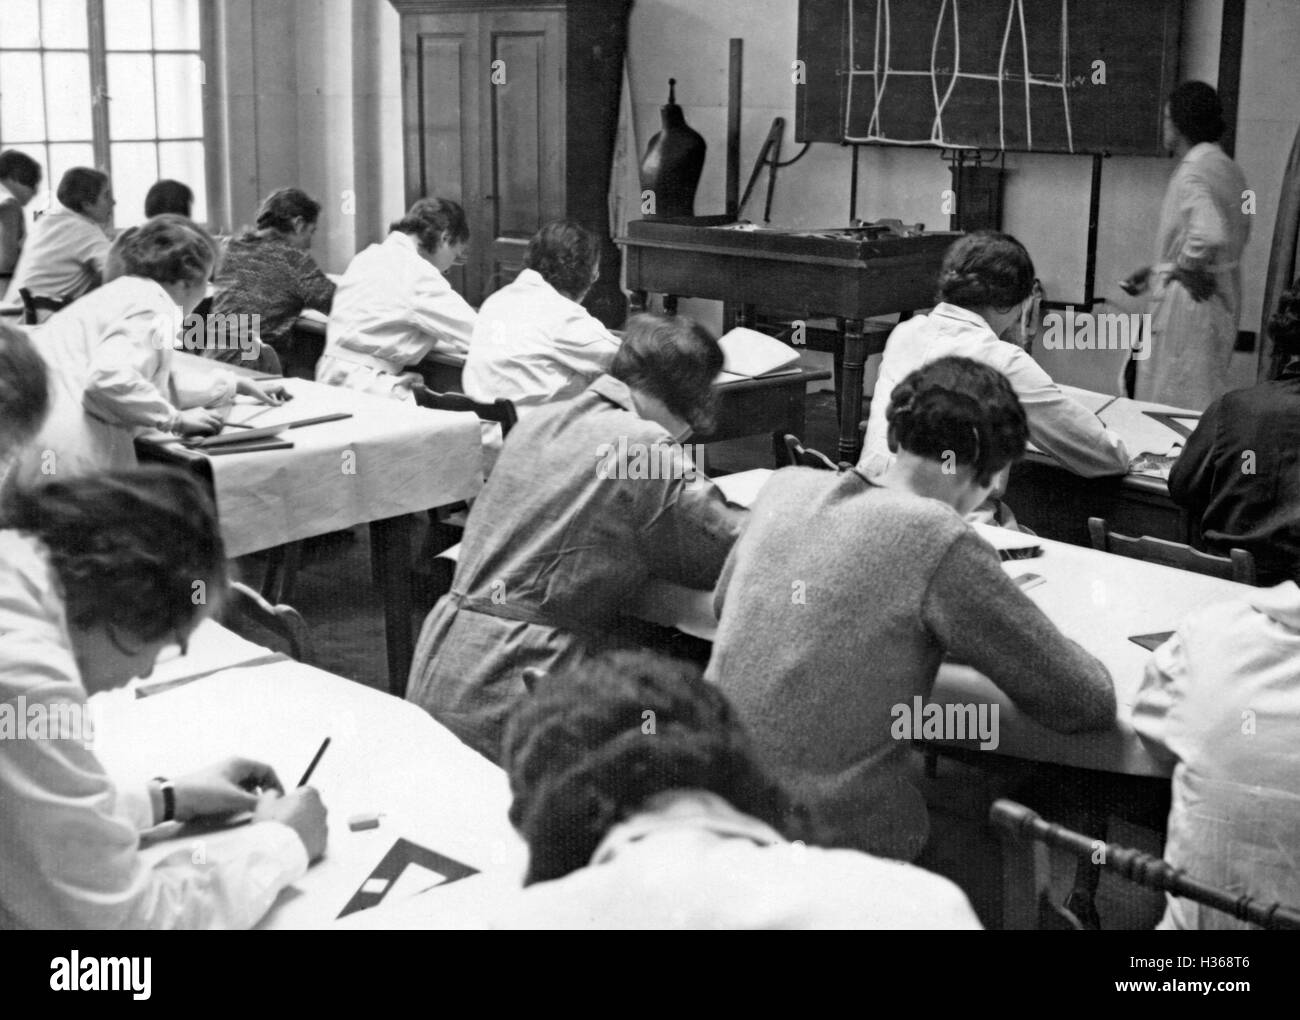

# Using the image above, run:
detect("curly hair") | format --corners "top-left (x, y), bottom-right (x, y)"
top-left (936, 230), bottom-right (1036, 311)
top-left (1, 469), bottom-right (228, 644)
top-left (0, 323), bottom-right (49, 456)
top-left (56, 167), bottom-right (109, 216)
top-left (389, 197), bottom-right (469, 253)
top-left (1269, 277), bottom-right (1300, 362)
top-left (115, 214), bottom-right (217, 287)
top-left (524, 219), bottom-right (600, 298)
top-left (1168, 81), bottom-right (1224, 145)
top-left (254, 186), bottom-right (322, 234)
top-left (886, 355), bottom-right (1029, 487)
top-left (502, 650), bottom-right (809, 886)
top-left (144, 179), bottom-right (194, 218)
top-left (609, 313), bottom-right (723, 434)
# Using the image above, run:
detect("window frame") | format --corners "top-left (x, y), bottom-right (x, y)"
top-left (0, 0), bottom-right (216, 228)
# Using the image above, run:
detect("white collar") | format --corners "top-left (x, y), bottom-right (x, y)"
top-left (590, 790), bottom-right (785, 866)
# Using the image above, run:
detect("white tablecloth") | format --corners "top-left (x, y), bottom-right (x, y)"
top-left (165, 355), bottom-right (485, 557)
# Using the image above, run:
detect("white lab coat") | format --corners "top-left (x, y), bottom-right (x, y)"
top-left (463, 268), bottom-right (620, 410)
top-left (0, 531), bottom-right (307, 929)
top-left (318, 231), bottom-right (476, 397)
top-left (7, 276), bottom-right (234, 490)
top-left (1132, 583), bottom-right (1300, 930)
top-left (1135, 142), bottom-right (1251, 410)
top-left (861, 303), bottom-right (1130, 478)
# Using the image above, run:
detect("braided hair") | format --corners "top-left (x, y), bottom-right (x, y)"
top-left (936, 230), bottom-right (1035, 312)
top-left (502, 650), bottom-right (808, 885)
top-left (886, 356), bottom-right (1029, 487)
top-left (2, 468), bottom-right (228, 643)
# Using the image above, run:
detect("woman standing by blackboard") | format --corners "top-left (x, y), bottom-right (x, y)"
top-left (1122, 82), bottom-right (1250, 410)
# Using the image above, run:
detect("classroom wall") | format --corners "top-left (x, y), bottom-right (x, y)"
top-left (209, 0), bottom-right (405, 274)
top-left (620, 0), bottom-right (1300, 389)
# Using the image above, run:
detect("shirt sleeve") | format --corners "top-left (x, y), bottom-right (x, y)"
top-left (639, 450), bottom-right (749, 590)
top-left (170, 357), bottom-right (237, 410)
top-left (77, 223), bottom-right (111, 280)
top-left (83, 307), bottom-right (181, 429)
top-left (1130, 632), bottom-right (1188, 769)
top-left (1174, 169), bottom-right (1229, 271)
top-left (921, 529), bottom-right (1118, 733)
top-left (1004, 349), bottom-right (1131, 476)
top-left (410, 270), bottom-right (477, 358)
top-left (294, 252), bottom-right (336, 314)
top-left (1167, 397), bottom-right (1220, 513)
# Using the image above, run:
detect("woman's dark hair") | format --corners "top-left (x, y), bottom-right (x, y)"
top-left (524, 219), bottom-right (600, 298)
top-left (1168, 81), bottom-right (1225, 145)
top-left (0, 150), bottom-right (42, 189)
top-left (389, 197), bottom-right (469, 253)
top-left (886, 356), bottom-right (1029, 487)
top-left (1, 468), bottom-right (228, 644)
top-left (255, 186), bottom-right (322, 234)
top-left (116, 214), bottom-right (217, 286)
top-left (144, 179), bottom-right (194, 218)
top-left (56, 167), bottom-right (109, 216)
top-left (936, 230), bottom-right (1036, 311)
top-left (0, 323), bottom-right (49, 454)
top-left (609, 313), bottom-right (724, 433)
top-left (502, 650), bottom-right (807, 885)
top-left (1268, 277), bottom-right (1300, 362)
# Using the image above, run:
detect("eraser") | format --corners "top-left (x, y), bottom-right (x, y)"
top-left (348, 812), bottom-right (382, 832)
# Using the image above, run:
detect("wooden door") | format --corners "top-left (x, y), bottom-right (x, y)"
top-left (477, 8), bottom-right (565, 300)
top-left (401, 11), bottom-right (482, 299)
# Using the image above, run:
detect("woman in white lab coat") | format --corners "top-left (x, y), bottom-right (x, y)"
top-left (1121, 82), bottom-right (1251, 410)
top-left (0, 469), bottom-right (327, 929)
top-left (318, 197), bottom-right (477, 399)
top-left (7, 216), bottom-right (286, 491)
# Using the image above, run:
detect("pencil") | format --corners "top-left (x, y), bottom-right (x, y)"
top-left (297, 737), bottom-right (331, 787)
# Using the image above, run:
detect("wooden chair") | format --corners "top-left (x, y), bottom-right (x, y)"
top-left (413, 384), bottom-right (518, 437)
top-left (18, 287), bottom-right (69, 325)
top-left (221, 581), bottom-right (312, 662)
top-left (781, 433), bottom-right (846, 472)
top-left (1087, 517), bottom-right (1257, 585)
top-left (990, 798), bottom-right (1300, 930)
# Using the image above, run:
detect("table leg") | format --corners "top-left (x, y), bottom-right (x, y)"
top-left (735, 303), bottom-right (755, 329)
top-left (371, 514), bottom-right (414, 697)
top-left (664, 295), bottom-right (679, 315)
top-left (838, 317), bottom-right (867, 463)
top-left (629, 289), bottom-right (648, 315)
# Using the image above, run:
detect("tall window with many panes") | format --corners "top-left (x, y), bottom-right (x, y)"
top-left (0, 0), bottom-right (207, 226)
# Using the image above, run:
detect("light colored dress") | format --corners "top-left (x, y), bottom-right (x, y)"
top-left (7, 276), bottom-right (234, 489)
top-left (1135, 142), bottom-right (1251, 410)
top-left (463, 268), bottom-right (620, 411)
top-left (0, 204), bottom-right (110, 311)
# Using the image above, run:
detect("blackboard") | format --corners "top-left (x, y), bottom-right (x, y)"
top-left (796, 0), bottom-right (1183, 155)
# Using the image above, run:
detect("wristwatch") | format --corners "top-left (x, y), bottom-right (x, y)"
top-left (152, 776), bottom-right (176, 823)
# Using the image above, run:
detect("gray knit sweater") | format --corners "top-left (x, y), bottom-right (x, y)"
top-left (706, 468), bottom-right (1116, 860)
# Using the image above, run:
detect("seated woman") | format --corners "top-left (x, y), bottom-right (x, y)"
top-left (0, 150), bottom-right (42, 282)
top-left (318, 197), bottom-right (475, 399)
top-left (708, 356), bottom-right (1117, 861)
top-left (464, 219), bottom-right (619, 411)
top-left (144, 179), bottom-right (193, 219)
top-left (406, 313), bottom-right (748, 762)
top-left (861, 231), bottom-right (1130, 494)
top-left (2, 167), bottom-right (114, 314)
top-left (206, 187), bottom-right (336, 376)
top-left (491, 650), bottom-right (982, 928)
top-left (6, 215), bottom-right (286, 491)
top-left (0, 469), bottom-right (327, 929)
top-left (1169, 278), bottom-right (1300, 585)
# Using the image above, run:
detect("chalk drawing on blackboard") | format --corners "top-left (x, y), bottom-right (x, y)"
top-left (845, 0), bottom-right (1076, 151)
